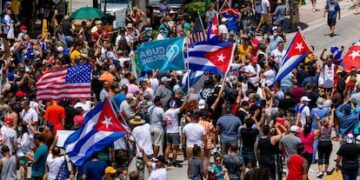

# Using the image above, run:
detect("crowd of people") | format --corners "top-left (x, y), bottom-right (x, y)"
top-left (0, 0), bottom-right (359, 179)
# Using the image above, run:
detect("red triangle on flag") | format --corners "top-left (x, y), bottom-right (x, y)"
top-left (95, 100), bottom-right (127, 132)
top-left (210, 15), bottom-right (219, 34)
top-left (204, 45), bottom-right (233, 73)
top-left (286, 31), bottom-right (312, 58)
top-left (343, 43), bottom-right (360, 71)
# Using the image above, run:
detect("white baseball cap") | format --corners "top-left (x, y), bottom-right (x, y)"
top-left (198, 99), bottom-right (206, 110)
top-left (300, 96), bottom-right (311, 102)
top-left (290, 125), bottom-right (299, 132)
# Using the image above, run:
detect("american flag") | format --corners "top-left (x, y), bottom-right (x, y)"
top-left (189, 16), bottom-right (206, 46)
top-left (36, 63), bottom-right (92, 100)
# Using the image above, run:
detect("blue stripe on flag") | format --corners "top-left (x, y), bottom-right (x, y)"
top-left (64, 102), bottom-right (105, 146)
top-left (188, 64), bottom-right (224, 74)
top-left (274, 54), bottom-right (308, 83)
top-left (71, 132), bottom-right (126, 166)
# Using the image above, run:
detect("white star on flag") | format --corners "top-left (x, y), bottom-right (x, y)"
top-left (349, 50), bottom-right (360, 60)
top-left (295, 43), bottom-right (304, 52)
top-left (102, 116), bottom-right (113, 129)
top-left (211, 25), bottom-right (217, 32)
top-left (217, 54), bottom-right (225, 62)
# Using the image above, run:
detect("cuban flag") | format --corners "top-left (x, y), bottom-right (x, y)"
top-left (64, 99), bottom-right (129, 166)
top-left (179, 70), bottom-right (208, 93)
top-left (273, 31), bottom-right (312, 83)
top-left (186, 40), bottom-right (236, 74)
top-left (207, 14), bottom-right (219, 40)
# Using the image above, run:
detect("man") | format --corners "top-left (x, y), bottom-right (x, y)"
top-left (100, 81), bottom-right (109, 102)
top-left (219, 18), bottom-right (229, 41)
top-left (163, 98), bottom-right (187, 167)
top-left (273, 0), bottom-right (286, 28)
top-left (296, 96), bottom-right (311, 128)
top-left (140, 18), bottom-right (153, 42)
top-left (280, 125), bottom-right (302, 160)
top-left (1, 118), bottom-right (16, 154)
top-left (120, 94), bottom-right (137, 120)
top-left (25, 134), bottom-right (48, 180)
top-left (82, 152), bottom-right (107, 180)
top-left (182, 112), bottom-right (205, 160)
top-left (304, 83), bottom-right (319, 109)
top-left (130, 116), bottom-right (153, 180)
top-left (256, 0), bottom-right (271, 33)
top-left (288, 0), bottom-right (300, 29)
top-left (336, 134), bottom-right (360, 180)
top-left (21, 100), bottom-right (38, 137)
top-left (0, 146), bottom-right (17, 179)
top-left (44, 100), bottom-right (65, 133)
top-left (336, 103), bottom-right (358, 140)
top-left (155, 77), bottom-right (172, 109)
top-left (240, 118), bottom-right (259, 167)
top-left (244, 56), bottom-right (261, 90)
top-left (217, 104), bottom-right (242, 155)
top-left (139, 148), bottom-right (167, 180)
top-left (270, 41), bottom-right (286, 67)
top-left (223, 143), bottom-right (246, 180)
top-left (268, 29), bottom-right (284, 52)
top-left (148, 97), bottom-right (165, 158)
top-left (324, 0), bottom-right (341, 37)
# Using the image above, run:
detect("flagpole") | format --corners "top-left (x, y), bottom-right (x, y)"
top-left (186, 38), bottom-right (191, 93)
top-left (197, 11), bottom-right (207, 37)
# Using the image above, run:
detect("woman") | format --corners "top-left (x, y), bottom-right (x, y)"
top-left (299, 123), bottom-right (319, 169)
top-left (16, 123), bottom-right (30, 180)
top-left (316, 116), bottom-right (333, 178)
top-left (5, 102), bottom-right (18, 129)
top-left (208, 154), bottom-right (229, 180)
top-left (198, 110), bottom-right (215, 173)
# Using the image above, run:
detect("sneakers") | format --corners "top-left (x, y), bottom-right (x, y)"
top-left (173, 162), bottom-right (183, 168)
top-left (317, 172), bottom-right (324, 178)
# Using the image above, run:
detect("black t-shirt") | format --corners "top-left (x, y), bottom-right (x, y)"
top-left (236, 109), bottom-right (247, 125)
top-left (337, 143), bottom-right (360, 171)
top-left (240, 128), bottom-right (259, 152)
top-left (65, 106), bottom-right (76, 130)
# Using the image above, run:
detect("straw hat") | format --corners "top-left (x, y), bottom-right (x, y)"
top-left (130, 116), bottom-right (145, 125)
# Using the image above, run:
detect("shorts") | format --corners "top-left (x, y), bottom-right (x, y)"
top-left (166, 133), bottom-right (180, 145)
top-left (327, 18), bottom-right (336, 26)
top-left (186, 147), bottom-right (204, 160)
top-left (151, 127), bottom-right (164, 146)
top-left (19, 156), bottom-right (28, 165)
top-left (260, 14), bottom-right (272, 25)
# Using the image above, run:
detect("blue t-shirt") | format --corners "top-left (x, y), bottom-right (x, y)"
top-left (32, 144), bottom-right (48, 177)
top-left (83, 160), bottom-right (107, 180)
top-left (211, 164), bottom-right (225, 180)
top-left (269, 35), bottom-right (284, 52)
top-left (325, 2), bottom-right (340, 19)
top-left (217, 114), bottom-right (241, 143)
top-left (223, 13), bottom-right (239, 33)
top-left (310, 107), bottom-right (329, 130)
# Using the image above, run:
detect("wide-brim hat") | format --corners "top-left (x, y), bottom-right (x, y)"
top-left (130, 116), bottom-right (145, 125)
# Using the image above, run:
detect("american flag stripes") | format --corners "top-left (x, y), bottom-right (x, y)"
top-left (36, 63), bottom-right (92, 100)
top-left (189, 15), bottom-right (206, 46)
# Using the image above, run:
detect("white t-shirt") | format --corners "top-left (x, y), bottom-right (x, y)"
top-left (132, 123), bottom-right (154, 157)
top-left (163, 108), bottom-right (181, 133)
top-left (149, 78), bottom-right (160, 92)
top-left (322, 64), bottom-right (335, 88)
top-left (46, 154), bottom-right (65, 180)
top-left (263, 69), bottom-right (276, 86)
top-left (148, 163), bottom-right (167, 180)
top-left (17, 133), bottom-right (31, 156)
top-left (299, 106), bottom-right (310, 128)
top-left (219, 24), bottom-right (229, 39)
top-left (148, 106), bottom-right (164, 130)
top-left (1, 126), bottom-right (16, 154)
top-left (182, 123), bottom-right (205, 148)
top-left (21, 108), bottom-right (38, 123)
top-left (244, 64), bottom-right (261, 86)
top-left (261, 0), bottom-right (270, 14)
top-left (113, 137), bottom-right (127, 150)
top-left (271, 48), bottom-right (286, 66)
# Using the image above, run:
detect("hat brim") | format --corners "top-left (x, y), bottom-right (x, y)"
top-left (130, 119), bottom-right (145, 125)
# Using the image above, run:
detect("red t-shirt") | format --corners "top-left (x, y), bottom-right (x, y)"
top-left (286, 154), bottom-right (305, 180)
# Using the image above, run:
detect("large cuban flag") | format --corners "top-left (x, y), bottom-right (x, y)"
top-left (273, 31), bottom-right (312, 83)
top-left (64, 99), bottom-right (129, 166)
top-left (186, 40), bottom-right (236, 75)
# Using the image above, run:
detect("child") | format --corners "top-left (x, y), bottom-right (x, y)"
top-left (188, 144), bottom-right (205, 180)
